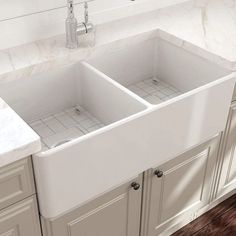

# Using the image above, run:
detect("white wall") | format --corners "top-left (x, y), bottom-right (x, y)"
top-left (0, 0), bottom-right (189, 50)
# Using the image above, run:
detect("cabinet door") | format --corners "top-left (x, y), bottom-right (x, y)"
top-left (42, 174), bottom-right (142, 236)
top-left (142, 137), bottom-right (220, 236)
top-left (217, 102), bottom-right (236, 198)
top-left (0, 196), bottom-right (41, 236)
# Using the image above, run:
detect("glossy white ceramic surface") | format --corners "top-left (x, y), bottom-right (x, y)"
top-left (1, 0), bottom-right (236, 219)
top-left (20, 35), bottom-right (236, 218)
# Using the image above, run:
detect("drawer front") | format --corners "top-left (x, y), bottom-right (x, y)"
top-left (0, 157), bottom-right (35, 210)
top-left (0, 196), bottom-right (41, 236)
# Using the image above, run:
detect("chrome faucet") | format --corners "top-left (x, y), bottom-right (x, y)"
top-left (66, 0), bottom-right (93, 49)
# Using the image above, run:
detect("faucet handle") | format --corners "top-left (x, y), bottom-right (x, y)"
top-left (82, 1), bottom-right (93, 34)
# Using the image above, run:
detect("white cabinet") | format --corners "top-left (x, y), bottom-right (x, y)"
top-left (41, 137), bottom-right (223, 236)
top-left (42, 175), bottom-right (143, 236)
top-left (141, 137), bottom-right (220, 236)
top-left (217, 101), bottom-right (236, 198)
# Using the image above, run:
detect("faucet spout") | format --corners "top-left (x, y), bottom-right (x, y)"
top-left (67, 0), bottom-right (75, 18)
top-left (65, 1), bottom-right (94, 49)
top-left (66, 0), bottom-right (78, 49)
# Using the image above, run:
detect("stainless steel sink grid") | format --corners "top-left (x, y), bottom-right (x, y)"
top-left (30, 105), bottom-right (105, 150)
top-left (127, 77), bottom-right (182, 104)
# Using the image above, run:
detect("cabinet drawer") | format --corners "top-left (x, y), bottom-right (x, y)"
top-left (0, 196), bottom-right (41, 236)
top-left (0, 157), bottom-right (35, 210)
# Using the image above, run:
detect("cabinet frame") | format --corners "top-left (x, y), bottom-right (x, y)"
top-left (215, 101), bottom-right (236, 199)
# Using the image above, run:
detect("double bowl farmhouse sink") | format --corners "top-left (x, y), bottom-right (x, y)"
top-left (0, 31), bottom-right (235, 218)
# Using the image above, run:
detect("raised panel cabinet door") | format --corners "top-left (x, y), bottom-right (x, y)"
top-left (217, 102), bottom-right (236, 197)
top-left (141, 137), bottom-right (220, 236)
top-left (0, 157), bottom-right (35, 211)
top-left (42, 174), bottom-right (143, 236)
top-left (0, 196), bottom-right (41, 236)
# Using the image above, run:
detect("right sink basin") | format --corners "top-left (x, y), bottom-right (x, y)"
top-left (88, 34), bottom-right (233, 106)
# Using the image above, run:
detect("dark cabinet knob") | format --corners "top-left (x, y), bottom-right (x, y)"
top-left (131, 182), bottom-right (140, 190)
top-left (154, 170), bottom-right (164, 178)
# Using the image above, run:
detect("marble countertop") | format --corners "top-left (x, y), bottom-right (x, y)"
top-left (0, 98), bottom-right (41, 167)
top-left (1, 0), bottom-right (236, 84)
top-left (0, 0), bottom-right (236, 167)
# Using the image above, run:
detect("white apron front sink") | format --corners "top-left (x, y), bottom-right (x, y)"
top-left (0, 30), bottom-right (235, 218)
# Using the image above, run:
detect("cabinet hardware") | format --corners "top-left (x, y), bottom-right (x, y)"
top-left (131, 182), bottom-right (140, 190)
top-left (154, 170), bottom-right (164, 178)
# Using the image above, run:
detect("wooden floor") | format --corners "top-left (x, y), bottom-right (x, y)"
top-left (172, 194), bottom-right (236, 236)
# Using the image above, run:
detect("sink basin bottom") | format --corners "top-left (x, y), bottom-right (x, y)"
top-left (30, 105), bottom-right (105, 151)
top-left (127, 77), bottom-right (182, 104)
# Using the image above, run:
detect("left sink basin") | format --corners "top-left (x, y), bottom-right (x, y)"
top-left (0, 61), bottom-right (148, 218)
top-left (0, 62), bottom-right (147, 151)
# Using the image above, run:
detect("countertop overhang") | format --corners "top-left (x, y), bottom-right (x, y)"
top-left (0, 98), bottom-right (41, 167)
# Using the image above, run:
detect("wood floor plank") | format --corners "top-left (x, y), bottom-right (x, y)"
top-left (194, 204), bottom-right (236, 235)
top-left (172, 194), bottom-right (236, 236)
top-left (221, 223), bottom-right (236, 236)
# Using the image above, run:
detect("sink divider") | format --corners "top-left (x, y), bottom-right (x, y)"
top-left (81, 62), bottom-right (152, 110)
